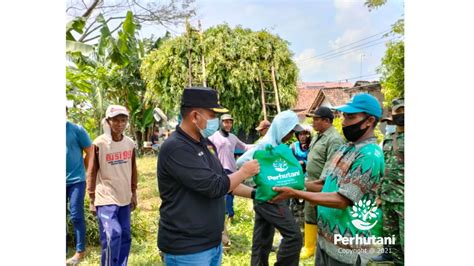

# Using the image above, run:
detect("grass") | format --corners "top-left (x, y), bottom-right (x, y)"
top-left (67, 155), bottom-right (316, 265)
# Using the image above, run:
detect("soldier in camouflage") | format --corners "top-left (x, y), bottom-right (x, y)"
top-left (371, 98), bottom-right (405, 266)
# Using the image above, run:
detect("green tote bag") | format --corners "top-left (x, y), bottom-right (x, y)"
top-left (252, 144), bottom-right (305, 201)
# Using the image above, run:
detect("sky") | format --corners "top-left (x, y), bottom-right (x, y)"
top-left (139, 0), bottom-right (404, 83)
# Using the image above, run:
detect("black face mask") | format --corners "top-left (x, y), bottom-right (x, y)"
top-left (342, 116), bottom-right (370, 142)
top-left (392, 113), bottom-right (404, 126)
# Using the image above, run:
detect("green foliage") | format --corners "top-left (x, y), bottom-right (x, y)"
top-left (378, 20), bottom-right (404, 106)
top-left (66, 17), bottom-right (95, 55)
top-left (66, 40), bottom-right (94, 56)
top-left (365, 0), bottom-right (405, 107)
top-left (140, 23), bottom-right (299, 133)
top-left (333, 116), bottom-right (344, 137)
top-left (391, 19), bottom-right (404, 35)
top-left (365, 0), bottom-right (388, 11)
top-left (67, 12), bottom-right (166, 148)
top-left (66, 17), bottom-right (86, 41)
top-left (374, 125), bottom-right (384, 143)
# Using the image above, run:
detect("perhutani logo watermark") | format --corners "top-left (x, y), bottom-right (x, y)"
top-left (272, 159), bottom-right (288, 172)
top-left (333, 199), bottom-right (397, 246)
top-left (350, 199), bottom-right (378, 231)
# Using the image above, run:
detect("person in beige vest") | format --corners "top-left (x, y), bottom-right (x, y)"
top-left (87, 105), bottom-right (138, 266)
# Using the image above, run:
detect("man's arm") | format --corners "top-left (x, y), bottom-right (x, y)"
top-left (83, 145), bottom-right (93, 170)
top-left (77, 125), bottom-right (92, 170)
top-left (86, 145), bottom-right (100, 214)
top-left (164, 146), bottom-right (259, 198)
top-left (305, 179), bottom-right (325, 192)
top-left (231, 183), bottom-right (255, 198)
top-left (236, 145), bottom-right (259, 168)
top-left (227, 160), bottom-right (259, 193)
top-left (271, 187), bottom-right (352, 209)
top-left (234, 135), bottom-right (254, 151)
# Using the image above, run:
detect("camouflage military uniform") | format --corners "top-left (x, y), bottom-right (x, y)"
top-left (380, 131), bottom-right (404, 265)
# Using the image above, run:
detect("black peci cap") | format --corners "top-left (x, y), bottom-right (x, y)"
top-left (181, 87), bottom-right (228, 113)
top-left (306, 106), bottom-right (334, 120)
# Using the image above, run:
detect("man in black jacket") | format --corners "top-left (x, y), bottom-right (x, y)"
top-left (157, 87), bottom-right (260, 265)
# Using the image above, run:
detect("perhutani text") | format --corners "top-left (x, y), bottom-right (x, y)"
top-left (334, 234), bottom-right (396, 245)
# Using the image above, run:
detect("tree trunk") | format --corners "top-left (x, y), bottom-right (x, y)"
top-left (134, 130), bottom-right (144, 157)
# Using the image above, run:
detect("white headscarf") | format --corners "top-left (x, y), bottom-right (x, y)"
top-left (236, 110), bottom-right (301, 168)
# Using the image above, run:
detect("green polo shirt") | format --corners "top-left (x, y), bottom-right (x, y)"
top-left (306, 126), bottom-right (344, 181)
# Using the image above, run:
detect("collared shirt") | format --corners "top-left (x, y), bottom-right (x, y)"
top-left (317, 137), bottom-right (385, 264)
top-left (157, 126), bottom-right (230, 255)
top-left (380, 132), bottom-right (404, 203)
top-left (208, 131), bottom-right (253, 173)
top-left (306, 126), bottom-right (344, 181)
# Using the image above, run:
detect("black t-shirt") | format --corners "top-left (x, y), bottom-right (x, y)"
top-left (157, 126), bottom-right (230, 255)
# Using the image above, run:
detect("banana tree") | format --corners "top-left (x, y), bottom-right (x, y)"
top-left (67, 11), bottom-right (165, 152)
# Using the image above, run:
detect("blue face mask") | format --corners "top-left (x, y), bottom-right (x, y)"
top-left (195, 112), bottom-right (219, 138)
top-left (385, 124), bottom-right (396, 135)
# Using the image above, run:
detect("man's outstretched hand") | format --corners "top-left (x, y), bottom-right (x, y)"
top-left (269, 187), bottom-right (296, 203)
top-left (241, 160), bottom-right (260, 177)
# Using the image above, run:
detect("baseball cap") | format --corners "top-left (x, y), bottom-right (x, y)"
top-left (181, 87), bottom-right (228, 113)
top-left (306, 106), bottom-right (334, 120)
top-left (221, 114), bottom-right (233, 121)
top-left (334, 93), bottom-right (382, 119)
top-left (293, 124), bottom-right (305, 132)
top-left (295, 124), bottom-right (312, 133)
top-left (106, 105), bottom-right (129, 118)
top-left (392, 98), bottom-right (404, 112)
top-left (255, 120), bottom-right (271, 131)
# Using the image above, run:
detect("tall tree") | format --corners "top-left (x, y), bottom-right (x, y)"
top-left (377, 20), bottom-right (404, 105)
top-left (66, 0), bottom-right (195, 43)
top-left (140, 23), bottom-right (299, 133)
top-left (365, 0), bottom-right (404, 106)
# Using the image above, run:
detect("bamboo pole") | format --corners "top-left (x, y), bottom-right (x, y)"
top-left (198, 20), bottom-right (207, 87)
top-left (186, 21), bottom-right (192, 87)
top-left (271, 65), bottom-right (281, 113)
top-left (258, 70), bottom-right (268, 121)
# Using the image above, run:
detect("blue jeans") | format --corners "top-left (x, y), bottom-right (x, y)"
top-left (163, 244), bottom-right (222, 266)
top-left (225, 194), bottom-right (235, 217)
top-left (97, 204), bottom-right (131, 266)
top-left (66, 181), bottom-right (86, 253)
top-left (224, 169), bottom-right (234, 217)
